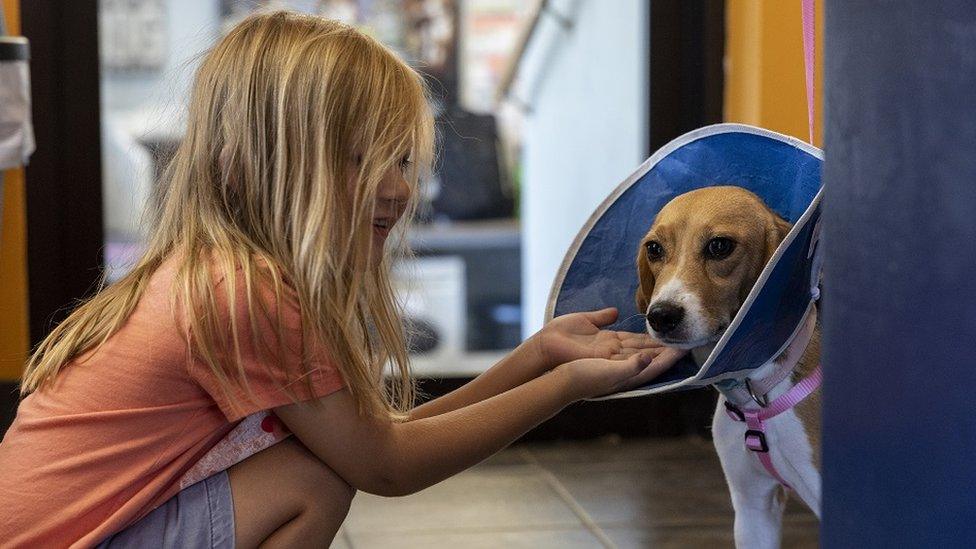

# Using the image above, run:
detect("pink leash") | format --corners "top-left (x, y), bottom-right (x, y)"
top-left (802, 0), bottom-right (817, 144)
top-left (725, 366), bottom-right (823, 489)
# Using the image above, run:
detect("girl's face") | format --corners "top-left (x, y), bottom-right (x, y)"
top-left (370, 161), bottom-right (411, 257)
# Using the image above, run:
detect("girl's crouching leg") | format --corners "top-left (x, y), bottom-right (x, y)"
top-left (228, 437), bottom-right (355, 548)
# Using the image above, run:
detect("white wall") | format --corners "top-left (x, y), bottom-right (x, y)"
top-left (518, 0), bottom-right (648, 335)
top-left (99, 0), bottom-right (220, 243)
top-left (100, 0), bottom-right (219, 115)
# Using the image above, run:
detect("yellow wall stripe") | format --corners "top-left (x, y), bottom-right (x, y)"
top-left (725, 0), bottom-right (824, 148)
top-left (1, 0), bottom-right (30, 381)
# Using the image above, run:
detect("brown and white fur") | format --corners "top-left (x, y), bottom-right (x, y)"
top-left (635, 186), bottom-right (821, 549)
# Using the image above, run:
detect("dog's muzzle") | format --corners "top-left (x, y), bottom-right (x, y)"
top-left (646, 301), bottom-right (685, 335)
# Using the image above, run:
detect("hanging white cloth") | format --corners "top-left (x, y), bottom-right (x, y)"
top-left (0, 36), bottom-right (35, 171)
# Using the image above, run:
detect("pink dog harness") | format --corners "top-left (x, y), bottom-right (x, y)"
top-left (723, 366), bottom-right (823, 489)
top-left (714, 309), bottom-right (822, 489)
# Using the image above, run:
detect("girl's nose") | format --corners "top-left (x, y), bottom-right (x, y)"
top-left (377, 169), bottom-right (411, 204)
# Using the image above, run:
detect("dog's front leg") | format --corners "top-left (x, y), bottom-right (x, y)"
top-left (713, 396), bottom-right (787, 549)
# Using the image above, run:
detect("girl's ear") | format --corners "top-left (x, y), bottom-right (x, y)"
top-left (763, 214), bottom-right (793, 265)
top-left (635, 251), bottom-right (655, 313)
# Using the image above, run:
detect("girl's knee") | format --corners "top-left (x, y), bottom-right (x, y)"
top-left (229, 438), bottom-right (353, 543)
top-left (300, 454), bottom-right (355, 513)
top-left (276, 438), bottom-right (355, 513)
top-left (231, 437), bottom-right (353, 510)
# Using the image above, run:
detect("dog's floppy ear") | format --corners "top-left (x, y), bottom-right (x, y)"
top-left (635, 248), bottom-right (655, 313)
top-left (763, 214), bottom-right (793, 266)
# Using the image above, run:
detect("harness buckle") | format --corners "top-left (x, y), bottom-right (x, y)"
top-left (724, 401), bottom-right (745, 422)
top-left (744, 429), bottom-right (769, 453)
top-left (744, 377), bottom-right (769, 407)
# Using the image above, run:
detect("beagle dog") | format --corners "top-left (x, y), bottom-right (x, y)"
top-left (635, 186), bottom-right (821, 549)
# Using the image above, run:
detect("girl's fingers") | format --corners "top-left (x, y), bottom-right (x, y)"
top-left (614, 333), bottom-right (662, 349)
top-left (625, 365), bottom-right (665, 389)
top-left (621, 348), bottom-right (688, 390)
top-left (609, 346), bottom-right (665, 360)
top-left (654, 347), bottom-right (689, 365)
top-left (625, 350), bottom-right (656, 374)
top-left (579, 352), bottom-right (658, 398)
top-left (625, 358), bottom-right (674, 388)
top-left (605, 353), bottom-right (652, 381)
top-left (582, 307), bottom-right (619, 327)
top-left (608, 352), bottom-right (644, 360)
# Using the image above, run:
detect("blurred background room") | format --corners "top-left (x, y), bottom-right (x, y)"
top-left (1, 1), bottom-right (822, 546)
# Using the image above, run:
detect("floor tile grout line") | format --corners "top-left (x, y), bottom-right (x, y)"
top-left (518, 447), bottom-right (618, 549)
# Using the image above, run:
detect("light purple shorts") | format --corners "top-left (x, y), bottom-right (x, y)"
top-left (96, 471), bottom-right (235, 549)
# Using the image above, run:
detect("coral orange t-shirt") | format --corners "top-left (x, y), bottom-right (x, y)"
top-left (0, 256), bottom-right (345, 548)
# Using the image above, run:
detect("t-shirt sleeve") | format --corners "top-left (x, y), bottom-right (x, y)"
top-left (187, 277), bottom-right (346, 422)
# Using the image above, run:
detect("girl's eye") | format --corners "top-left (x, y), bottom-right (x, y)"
top-left (399, 156), bottom-right (412, 170)
top-left (645, 241), bottom-right (665, 261)
top-left (704, 237), bottom-right (736, 260)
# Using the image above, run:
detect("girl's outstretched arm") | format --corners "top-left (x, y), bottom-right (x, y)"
top-left (275, 352), bottom-right (671, 497)
top-left (409, 308), bottom-right (679, 420)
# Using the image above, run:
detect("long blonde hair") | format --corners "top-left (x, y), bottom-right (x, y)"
top-left (21, 12), bottom-right (435, 416)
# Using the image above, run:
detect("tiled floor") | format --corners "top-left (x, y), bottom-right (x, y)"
top-left (336, 436), bottom-right (818, 548)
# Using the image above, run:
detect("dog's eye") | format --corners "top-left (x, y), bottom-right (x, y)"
top-left (705, 237), bottom-right (736, 260)
top-left (645, 241), bottom-right (665, 261)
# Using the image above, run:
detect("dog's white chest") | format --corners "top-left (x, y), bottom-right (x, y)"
top-left (712, 392), bottom-right (821, 548)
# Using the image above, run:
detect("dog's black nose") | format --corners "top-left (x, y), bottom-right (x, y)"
top-left (646, 302), bottom-right (685, 334)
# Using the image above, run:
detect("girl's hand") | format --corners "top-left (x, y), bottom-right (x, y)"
top-left (409, 307), bottom-right (686, 422)
top-left (277, 321), bottom-right (688, 497)
top-left (558, 349), bottom-right (680, 400)
top-left (528, 307), bottom-right (663, 372)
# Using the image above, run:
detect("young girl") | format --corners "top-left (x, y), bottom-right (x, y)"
top-left (0, 12), bottom-right (683, 548)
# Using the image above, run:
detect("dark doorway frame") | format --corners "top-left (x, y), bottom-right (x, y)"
top-left (3, 1), bottom-right (103, 434)
top-left (20, 0), bottom-right (104, 346)
top-left (648, 0), bottom-right (725, 154)
top-left (0, 0), bottom-right (104, 436)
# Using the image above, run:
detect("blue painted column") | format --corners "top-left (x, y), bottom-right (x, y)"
top-left (822, 2), bottom-right (976, 546)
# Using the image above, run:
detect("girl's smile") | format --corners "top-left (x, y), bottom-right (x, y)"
top-left (371, 198), bottom-right (407, 250)
top-left (371, 214), bottom-right (396, 241)
top-left (372, 166), bottom-right (411, 247)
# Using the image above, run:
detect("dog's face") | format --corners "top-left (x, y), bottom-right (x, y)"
top-left (635, 186), bottom-right (792, 349)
